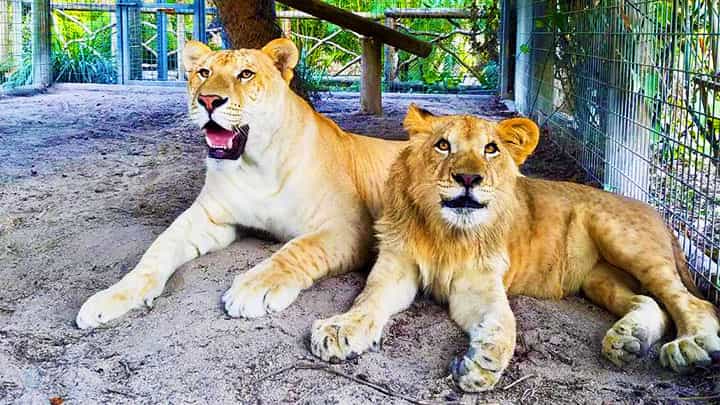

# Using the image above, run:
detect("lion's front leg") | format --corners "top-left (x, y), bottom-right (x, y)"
top-left (310, 249), bottom-right (419, 362)
top-left (449, 270), bottom-right (516, 393)
top-left (223, 225), bottom-right (372, 318)
top-left (76, 198), bottom-right (237, 329)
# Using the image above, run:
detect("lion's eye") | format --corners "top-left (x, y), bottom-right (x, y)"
top-left (238, 69), bottom-right (255, 80)
top-left (197, 68), bottom-right (210, 79)
top-left (434, 139), bottom-right (451, 153)
top-left (485, 142), bottom-right (499, 155)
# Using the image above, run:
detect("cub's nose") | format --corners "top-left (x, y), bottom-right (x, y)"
top-left (452, 173), bottom-right (483, 188)
top-left (197, 94), bottom-right (227, 113)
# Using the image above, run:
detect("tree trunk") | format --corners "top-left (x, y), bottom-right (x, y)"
top-left (213, 0), bottom-right (311, 103)
top-left (213, 0), bottom-right (281, 49)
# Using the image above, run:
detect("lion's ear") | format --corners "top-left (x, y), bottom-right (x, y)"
top-left (496, 117), bottom-right (539, 165)
top-left (403, 104), bottom-right (436, 136)
top-left (261, 38), bottom-right (299, 83)
top-left (183, 40), bottom-right (212, 72)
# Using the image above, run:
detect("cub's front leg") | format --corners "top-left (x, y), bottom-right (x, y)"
top-left (449, 268), bottom-right (516, 392)
top-left (310, 250), bottom-right (419, 361)
top-left (76, 196), bottom-right (237, 329)
top-left (223, 221), bottom-right (375, 318)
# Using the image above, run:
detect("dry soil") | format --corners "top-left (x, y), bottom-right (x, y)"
top-left (0, 84), bottom-right (716, 404)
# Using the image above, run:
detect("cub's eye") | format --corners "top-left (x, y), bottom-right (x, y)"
top-left (484, 142), bottom-right (499, 155)
top-left (434, 138), bottom-right (451, 153)
top-left (238, 69), bottom-right (255, 80)
top-left (197, 68), bottom-right (210, 79)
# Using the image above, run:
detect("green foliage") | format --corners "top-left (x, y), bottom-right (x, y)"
top-left (6, 1), bottom-right (499, 92)
top-left (1, 9), bottom-right (32, 89)
top-left (279, 0), bottom-right (501, 91)
top-left (52, 10), bottom-right (116, 84)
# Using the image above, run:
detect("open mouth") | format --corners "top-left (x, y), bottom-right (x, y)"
top-left (441, 194), bottom-right (487, 210)
top-left (204, 121), bottom-right (249, 160)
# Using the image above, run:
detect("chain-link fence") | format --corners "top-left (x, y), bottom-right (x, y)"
top-left (514, 0), bottom-right (720, 304)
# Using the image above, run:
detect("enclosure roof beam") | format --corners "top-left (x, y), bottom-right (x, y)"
top-left (276, 0), bottom-right (433, 57)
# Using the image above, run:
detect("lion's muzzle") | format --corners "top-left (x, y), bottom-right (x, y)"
top-left (204, 121), bottom-right (249, 160)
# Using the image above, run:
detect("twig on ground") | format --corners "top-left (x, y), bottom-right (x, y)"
top-left (253, 362), bottom-right (430, 405)
top-left (503, 374), bottom-right (536, 390)
top-left (0, 306), bottom-right (15, 313)
top-left (104, 388), bottom-right (136, 398)
top-left (673, 393), bottom-right (720, 401)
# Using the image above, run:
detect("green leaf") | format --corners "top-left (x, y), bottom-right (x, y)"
top-left (644, 71), bottom-right (659, 100)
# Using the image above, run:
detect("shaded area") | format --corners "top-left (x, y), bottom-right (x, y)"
top-left (0, 85), bottom-right (714, 403)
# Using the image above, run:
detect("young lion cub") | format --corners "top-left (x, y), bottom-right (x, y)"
top-left (311, 105), bottom-right (720, 392)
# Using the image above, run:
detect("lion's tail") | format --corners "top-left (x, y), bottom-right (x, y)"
top-left (670, 228), bottom-right (703, 298)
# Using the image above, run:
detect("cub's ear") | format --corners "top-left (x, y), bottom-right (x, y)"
top-left (496, 117), bottom-right (539, 165)
top-left (183, 40), bottom-right (212, 72)
top-left (261, 38), bottom-right (299, 83)
top-left (403, 103), bottom-right (436, 136)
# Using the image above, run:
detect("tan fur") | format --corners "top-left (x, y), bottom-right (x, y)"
top-left (311, 105), bottom-right (720, 392)
top-left (76, 39), bottom-right (406, 328)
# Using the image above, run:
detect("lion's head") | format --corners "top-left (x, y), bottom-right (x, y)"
top-left (397, 105), bottom-right (539, 231)
top-left (182, 38), bottom-right (299, 160)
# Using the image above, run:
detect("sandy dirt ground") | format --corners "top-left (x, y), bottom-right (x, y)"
top-left (0, 84), bottom-right (717, 404)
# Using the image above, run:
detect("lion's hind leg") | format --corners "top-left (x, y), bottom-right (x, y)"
top-left (588, 208), bottom-right (720, 372)
top-left (582, 262), bottom-right (670, 367)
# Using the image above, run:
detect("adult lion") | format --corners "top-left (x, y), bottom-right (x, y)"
top-left (76, 38), bottom-right (406, 328)
top-left (311, 105), bottom-right (720, 391)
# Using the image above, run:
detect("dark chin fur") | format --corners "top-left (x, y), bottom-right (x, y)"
top-left (441, 194), bottom-right (487, 209)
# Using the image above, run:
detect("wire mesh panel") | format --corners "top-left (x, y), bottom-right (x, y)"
top-left (0, 0), bottom-right (43, 90)
top-left (51, 0), bottom-right (118, 84)
top-left (515, 0), bottom-right (720, 304)
top-left (136, 0), bottom-right (195, 81)
top-left (388, 7), bottom-right (500, 93)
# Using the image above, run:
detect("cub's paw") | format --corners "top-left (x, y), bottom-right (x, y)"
top-left (450, 344), bottom-right (504, 392)
top-left (310, 312), bottom-right (382, 363)
top-left (660, 333), bottom-right (720, 373)
top-left (222, 265), bottom-right (302, 318)
top-left (603, 295), bottom-right (668, 368)
top-left (602, 317), bottom-right (653, 367)
top-left (76, 287), bottom-right (146, 329)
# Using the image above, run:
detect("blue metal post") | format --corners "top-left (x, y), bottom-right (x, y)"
top-left (116, 0), bottom-right (141, 83)
top-left (193, 0), bottom-right (206, 43)
top-left (156, 2), bottom-right (168, 80)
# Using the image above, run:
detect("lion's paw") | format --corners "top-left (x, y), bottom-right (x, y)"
top-left (222, 267), bottom-right (301, 318)
top-left (602, 295), bottom-right (668, 367)
top-left (602, 317), bottom-right (653, 367)
top-left (76, 287), bottom-right (147, 329)
top-left (660, 333), bottom-right (720, 373)
top-left (310, 312), bottom-right (382, 363)
top-left (450, 344), bottom-right (504, 392)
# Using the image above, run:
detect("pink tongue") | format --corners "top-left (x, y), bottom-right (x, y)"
top-left (205, 128), bottom-right (235, 148)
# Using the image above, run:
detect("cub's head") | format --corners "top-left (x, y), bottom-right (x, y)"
top-left (182, 38), bottom-right (299, 160)
top-left (400, 104), bottom-right (539, 230)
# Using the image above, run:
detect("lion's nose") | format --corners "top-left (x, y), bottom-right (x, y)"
top-left (197, 94), bottom-right (227, 113)
top-left (452, 173), bottom-right (483, 188)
